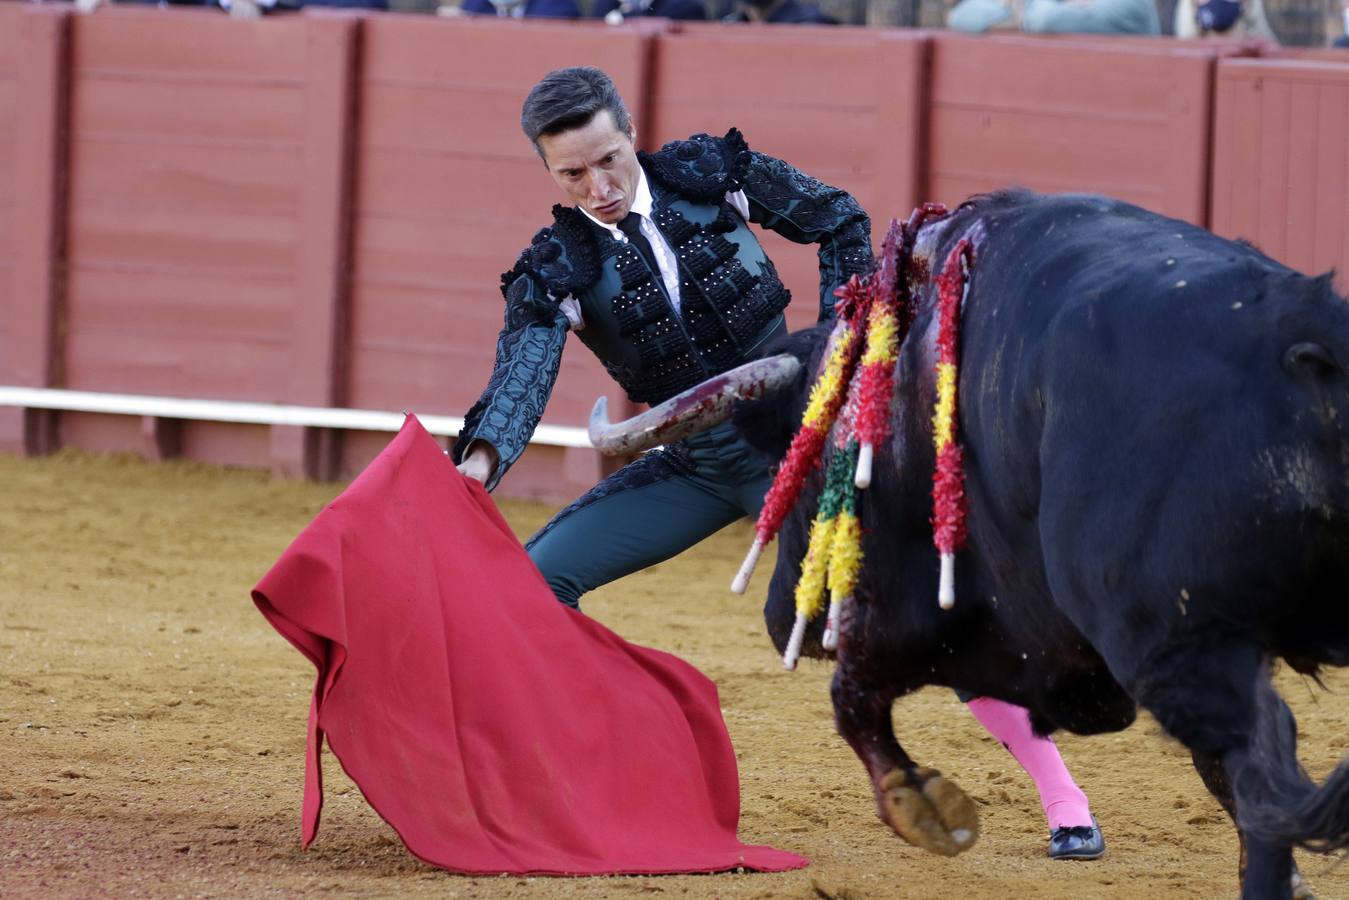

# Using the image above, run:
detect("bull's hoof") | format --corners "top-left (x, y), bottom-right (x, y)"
top-left (875, 766), bottom-right (979, 857)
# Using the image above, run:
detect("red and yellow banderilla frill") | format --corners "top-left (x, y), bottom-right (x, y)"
top-left (931, 238), bottom-right (973, 610)
top-left (731, 308), bottom-right (862, 596)
top-left (784, 442), bottom-right (863, 667)
top-left (732, 207), bottom-right (974, 668)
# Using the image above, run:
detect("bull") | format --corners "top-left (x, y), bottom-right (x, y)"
top-left (591, 189), bottom-right (1349, 898)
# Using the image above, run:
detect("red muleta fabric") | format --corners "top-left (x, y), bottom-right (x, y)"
top-left (252, 416), bottom-right (807, 876)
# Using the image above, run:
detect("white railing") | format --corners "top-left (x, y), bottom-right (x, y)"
top-left (0, 386), bottom-right (594, 449)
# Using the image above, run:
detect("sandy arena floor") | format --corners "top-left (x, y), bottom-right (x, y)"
top-left (2, 449), bottom-right (1348, 898)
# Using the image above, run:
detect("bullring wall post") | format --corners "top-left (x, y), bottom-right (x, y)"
top-left (0, 9), bottom-right (11, 427)
top-left (270, 12), bottom-right (361, 480)
top-left (0, 5), bottom-right (69, 457)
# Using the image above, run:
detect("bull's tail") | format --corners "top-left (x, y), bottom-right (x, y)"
top-left (1233, 679), bottom-right (1349, 854)
top-left (1238, 758), bottom-right (1349, 854)
top-left (1287, 760), bottom-right (1349, 853)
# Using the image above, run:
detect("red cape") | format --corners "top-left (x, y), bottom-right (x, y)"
top-left (252, 416), bottom-right (806, 875)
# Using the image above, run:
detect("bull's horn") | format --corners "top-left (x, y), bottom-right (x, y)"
top-left (588, 354), bottom-right (802, 456)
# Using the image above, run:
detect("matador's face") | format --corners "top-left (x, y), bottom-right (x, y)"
top-left (538, 109), bottom-right (641, 226)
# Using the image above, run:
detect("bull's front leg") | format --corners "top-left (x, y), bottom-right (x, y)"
top-left (831, 664), bottom-right (979, 856)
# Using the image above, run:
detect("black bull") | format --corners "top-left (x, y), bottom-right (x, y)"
top-left (595, 190), bottom-right (1349, 898)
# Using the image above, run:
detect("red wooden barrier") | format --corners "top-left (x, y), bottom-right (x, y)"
top-left (346, 16), bottom-right (658, 498)
top-left (0, 6), bottom-right (19, 411)
top-left (3, 14), bottom-right (1349, 502)
top-left (927, 32), bottom-right (1218, 226)
top-left (59, 9), bottom-right (310, 464)
top-left (1211, 57), bottom-right (1349, 292)
top-left (648, 24), bottom-right (927, 331)
top-left (270, 11), bottom-right (359, 480)
top-left (0, 5), bottom-right (67, 456)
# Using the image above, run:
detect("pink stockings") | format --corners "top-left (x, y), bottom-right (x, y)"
top-left (964, 696), bottom-right (1092, 830)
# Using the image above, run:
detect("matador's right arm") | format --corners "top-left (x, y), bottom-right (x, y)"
top-left (451, 213), bottom-right (594, 491)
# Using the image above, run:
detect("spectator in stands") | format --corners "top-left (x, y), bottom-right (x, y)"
top-left (590, 0), bottom-right (708, 22)
top-left (74, 0), bottom-right (211, 11)
top-left (457, 0), bottom-right (580, 15)
top-left (724, 0), bottom-right (837, 23)
top-left (1172, 0), bottom-right (1278, 41)
top-left (77, 0), bottom-right (389, 14)
top-left (230, 0), bottom-right (388, 13)
top-left (946, 0), bottom-right (1017, 31)
top-left (948, 0), bottom-right (1159, 34)
top-left (1334, 0), bottom-right (1349, 46)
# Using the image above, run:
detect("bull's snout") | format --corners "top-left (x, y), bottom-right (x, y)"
top-left (1283, 341), bottom-right (1341, 381)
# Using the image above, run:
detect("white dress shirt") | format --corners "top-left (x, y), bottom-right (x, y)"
top-left (568, 169), bottom-right (751, 331)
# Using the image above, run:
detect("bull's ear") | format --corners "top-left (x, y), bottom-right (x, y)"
top-left (730, 378), bottom-right (805, 464)
top-left (767, 321), bottom-right (835, 367)
top-left (1312, 270), bottom-right (1342, 300)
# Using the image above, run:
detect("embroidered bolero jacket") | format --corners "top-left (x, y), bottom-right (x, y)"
top-left (453, 128), bottom-right (872, 489)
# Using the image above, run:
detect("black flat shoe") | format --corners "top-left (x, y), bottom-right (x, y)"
top-left (1048, 815), bottom-right (1105, 860)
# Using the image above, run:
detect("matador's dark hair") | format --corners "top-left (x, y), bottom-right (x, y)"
top-left (520, 67), bottom-right (632, 161)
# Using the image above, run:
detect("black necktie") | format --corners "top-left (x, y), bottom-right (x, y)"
top-left (617, 211), bottom-right (662, 277)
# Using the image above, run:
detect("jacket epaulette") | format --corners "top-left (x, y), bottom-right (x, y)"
top-left (497, 205), bottom-right (601, 323)
top-left (641, 128), bottom-right (753, 205)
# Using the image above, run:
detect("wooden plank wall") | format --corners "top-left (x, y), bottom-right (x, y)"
top-left (65, 12), bottom-right (305, 400)
top-left (60, 10), bottom-right (311, 463)
top-left (0, 6), bottom-right (18, 391)
top-left (927, 33), bottom-right (1217, 226)
top-left (0, 5), bottom-right (67, 455)
top-left (1211, 58), bottom-right (1349, 294)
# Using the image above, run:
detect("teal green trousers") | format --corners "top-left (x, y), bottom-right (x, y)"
top-left (527, 423), bottom-right (985, 709)
top-left (525, 423), bottom-right (771, 609)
